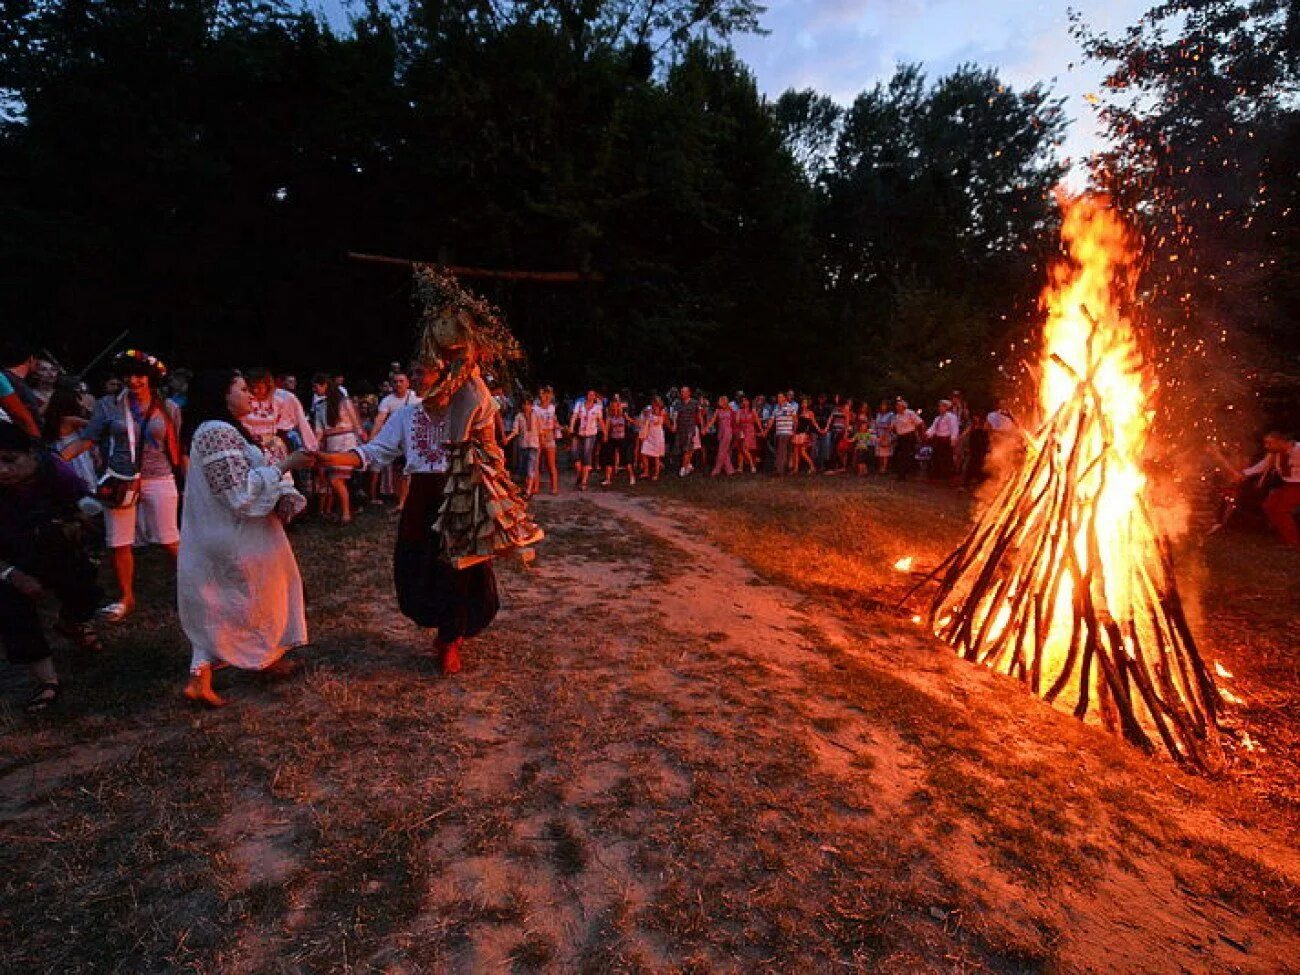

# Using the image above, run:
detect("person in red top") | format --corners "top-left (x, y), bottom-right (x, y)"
top-left (0, 370), bottom-right (39, 437)
top-left (1238, 431), bottom-right (1300, 549)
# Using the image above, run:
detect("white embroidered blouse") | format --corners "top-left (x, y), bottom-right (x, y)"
top-left (352, 403), bottom-right (453, 474)
top-left (190, 421), bottom-right (306, 520)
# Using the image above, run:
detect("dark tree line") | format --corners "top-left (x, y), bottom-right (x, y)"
top-left (0, 0), bottom-right (1190, 403)
top-left (1074, 0), bottom-right (1300, 430)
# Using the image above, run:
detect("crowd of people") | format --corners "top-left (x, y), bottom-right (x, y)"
top-left (1, 331), bottom-right (1297, 716)
top-left (490, 385), bottom-right (1016, 492)
top-left (0, 262), bottom-right (556, 717)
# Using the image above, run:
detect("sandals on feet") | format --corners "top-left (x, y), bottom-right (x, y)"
top-left (95, 602), bottom-right (132, 624)
top-left (25, 683), bottom-right (61, 714)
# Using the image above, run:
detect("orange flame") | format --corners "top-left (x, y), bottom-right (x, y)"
top-left (1033, 195), bottom-right (1149, 678)
top-left (927, 194), bottom-right (1223, 769)
top-left (894, 556), bottom-right (915, 572)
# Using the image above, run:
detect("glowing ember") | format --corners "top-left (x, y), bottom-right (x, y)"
top-left (1220, 688), bottom-right (1245, 707)
top-left (1214, 661), bottom-right (1233, 680)
top-left (925, 195), bottom-right (1223, 771)
top-left (894, 556), bottom-right (915, 572)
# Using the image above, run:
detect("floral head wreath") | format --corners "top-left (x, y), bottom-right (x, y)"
top-left (412, 265), bottom-right (523, 371)
top-left (113, 348), bottom-right (168, 382)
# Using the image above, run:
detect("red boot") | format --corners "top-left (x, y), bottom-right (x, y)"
top-left (437, 637), bottom-right (464, 676)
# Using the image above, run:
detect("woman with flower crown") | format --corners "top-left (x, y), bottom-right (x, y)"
top-left (314, 267), bottom-right (542, 674)
top-left (60, 349), bottom-right (183, 622)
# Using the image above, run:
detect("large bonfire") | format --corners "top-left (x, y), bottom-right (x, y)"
top-left (926, 195), bottom-right (1224, 771)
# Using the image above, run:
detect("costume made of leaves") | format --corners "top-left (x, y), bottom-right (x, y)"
top-left (411, 266), bottom-right (542, 567)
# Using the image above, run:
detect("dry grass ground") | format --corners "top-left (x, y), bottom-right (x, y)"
top-left (0, 474), bottom-right (1297, 974)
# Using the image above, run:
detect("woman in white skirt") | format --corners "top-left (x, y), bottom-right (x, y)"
top-left (60, 350), bottom-right (182, 622)
top-left (179, 370), bottom-right (314, 707)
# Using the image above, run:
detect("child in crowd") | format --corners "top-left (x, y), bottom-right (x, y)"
top-left (506, 395), bottom-right (543, 498)
top-left (853, 414), bottom-right (875, 476)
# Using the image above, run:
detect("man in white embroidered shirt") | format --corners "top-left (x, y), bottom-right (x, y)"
top-left (926, 399), bottom-right (961, 482)
top-left (890, 398), bottom-right (925, 480)
top-left (1238, 431), bottom-right (1300, 549)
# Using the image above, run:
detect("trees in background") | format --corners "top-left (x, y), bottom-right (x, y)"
top-left (815, 64), bottom-right (1066, 403)
top-left (1074, 0), bottom-right (1300, 430)
top-left (1, 0), bottom-right (1068, 397)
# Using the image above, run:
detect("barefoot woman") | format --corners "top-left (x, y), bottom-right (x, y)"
top-left (179, 371), bottom-right (314, 706)
top-left (315, 267), bottom-right (542, 675)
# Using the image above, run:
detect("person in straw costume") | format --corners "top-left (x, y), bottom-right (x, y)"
top-left (314, 267), bottom-right (542, 674)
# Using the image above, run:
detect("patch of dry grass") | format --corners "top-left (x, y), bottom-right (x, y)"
top-left (640, 473), bottom-right (1300, 957)
top-left (653, 473), bottom-right (972, 599)
top-left (650, 472), bottom-right (1300, 815)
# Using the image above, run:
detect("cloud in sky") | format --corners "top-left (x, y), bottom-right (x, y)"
top-left (732, 0), bottom-right (1149, 177)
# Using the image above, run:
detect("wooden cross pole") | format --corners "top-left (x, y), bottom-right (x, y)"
top-left (346, 251), bottom-right (602, 283)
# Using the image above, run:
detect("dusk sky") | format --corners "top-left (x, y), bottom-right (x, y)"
top-left (730, 0), bottom-right (1150, 179)
top-left (313, 0), bottom-right (1151, 179)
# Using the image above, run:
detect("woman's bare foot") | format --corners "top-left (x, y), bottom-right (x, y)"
top-left (183, 666), bottom-right (226, 708)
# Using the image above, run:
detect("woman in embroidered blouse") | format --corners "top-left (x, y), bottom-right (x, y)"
top-left (179, 371), bottom-right (313, 707)
top-left (242, 367), bottom-right (290, 466)
top-left (314, 365), bottom-right (503, 676)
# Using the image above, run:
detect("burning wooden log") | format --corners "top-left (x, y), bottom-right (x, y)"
top-left (924, 196), bottom-right (1224, 772)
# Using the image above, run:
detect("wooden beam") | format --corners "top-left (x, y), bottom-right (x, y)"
top-left (346, 251), bottom-right (602, 283)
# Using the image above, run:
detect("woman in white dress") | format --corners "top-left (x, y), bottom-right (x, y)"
top-left (638, 396), bottom-right (667, 481)
top-left (179, 370), bottom-right (314, 707)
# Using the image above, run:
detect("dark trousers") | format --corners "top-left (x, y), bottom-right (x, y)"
top-left (964, 447), bottom-right (989, 487)
top-left (394, 474), bottom-right (499, 643)
top-left (773, 434), bottom-right (791, 473)
top-left (894, 432), bottom-right (919, 479)
top-left (930, 439), bottom-right (955, 480)
top-left (1263, 483), bottom-right (1300, 546)
top-left (0, 555), bottom-right (102, 664)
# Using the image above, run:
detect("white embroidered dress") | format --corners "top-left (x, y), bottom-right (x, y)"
top-left (179, 421), bottom-right (308, 670)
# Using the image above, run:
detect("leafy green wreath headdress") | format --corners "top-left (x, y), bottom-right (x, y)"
top-left (412, 265), bottom-right (523, 371)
